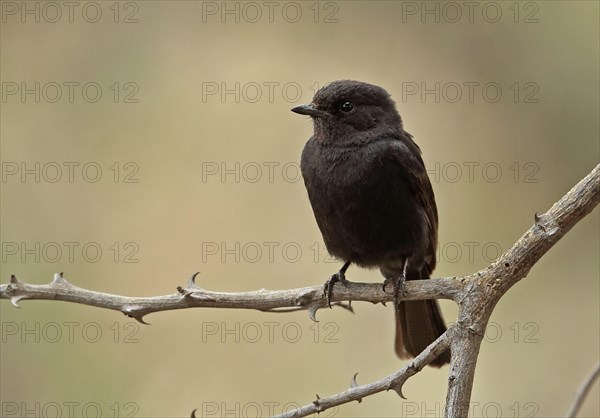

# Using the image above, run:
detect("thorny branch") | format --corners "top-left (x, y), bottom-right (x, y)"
top-left (1, 273), bottom-right (465, 324)
top-left (2, 164), bottom-right (599, 417)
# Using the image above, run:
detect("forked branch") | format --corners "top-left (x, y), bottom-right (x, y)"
top-left (2, 164), bottom-right (599, 418)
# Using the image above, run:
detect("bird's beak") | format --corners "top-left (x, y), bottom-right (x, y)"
top-left (291, 104), bottom-right (329, 119)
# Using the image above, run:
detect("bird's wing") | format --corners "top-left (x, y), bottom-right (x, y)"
top-left (387, 135), bottom-right (439, 273)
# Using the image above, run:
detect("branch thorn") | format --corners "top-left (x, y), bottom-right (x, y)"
top-left (188, 272), bottom-right (202, 289)
top-left (313, 394), bottom-right (322, 411)
top-left (10, 296), bottom-right (23, 308)
top-left (351, 372), bottom-right (362, 403)
top-left (307, 303), bottom-right (320, 322)
top-left (387, 381), bottom-right (406, 399)
top-left (122, 306), bottom-right (150, 325)
top-left (51, 272), bottom-right (69, 286)
top-left (351, 372), bottom-right (359, 388)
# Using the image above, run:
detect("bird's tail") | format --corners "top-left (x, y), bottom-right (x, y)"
top-left (382, 264), bottom-right (450, 367)
top-left (394, 297), bottom-right (450, 367)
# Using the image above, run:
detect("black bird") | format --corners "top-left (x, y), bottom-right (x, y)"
top-left (292, 80), bottom-right (450, 366)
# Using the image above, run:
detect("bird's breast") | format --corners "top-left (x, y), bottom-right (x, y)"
top-left (301, 140), bottom-right (428, 267)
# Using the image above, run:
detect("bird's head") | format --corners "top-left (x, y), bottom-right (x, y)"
top-left (292, 80), bottom-right (404, 144)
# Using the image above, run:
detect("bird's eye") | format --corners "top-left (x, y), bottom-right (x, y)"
top-left (339, 101), bottom-right (354, 113)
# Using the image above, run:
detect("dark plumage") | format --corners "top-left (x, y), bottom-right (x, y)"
top-left (292, 80), bottom-right (450, 366)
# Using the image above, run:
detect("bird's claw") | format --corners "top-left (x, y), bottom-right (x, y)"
top-left (324, 270), bottom-right (349, 308)
top-left (382, 276), bottom-right (406, 307)
top-left (393, 274), bottom-right (407, 310)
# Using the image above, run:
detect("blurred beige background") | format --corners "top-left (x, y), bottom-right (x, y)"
top-left (1, 1), bottom-right (598, 417)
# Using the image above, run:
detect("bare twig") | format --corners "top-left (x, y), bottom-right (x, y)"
top-left (273, 331), bottom-right (451, 418)
top-left (2, 164), bottom-right (599, 417)
top-left (566, 362), bottom-right (600, 418)
top-left (0, 272), bottom-right (465, 324)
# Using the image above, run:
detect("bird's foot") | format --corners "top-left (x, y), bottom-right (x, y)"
top-left (382, 277), bottom-right (394, 294)
top-left (383, 274), bottom-right (407, 308)
top-left (393, 274), bottom-right (407, 310)
top-left (324, 270), bottom-right (350, 309)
